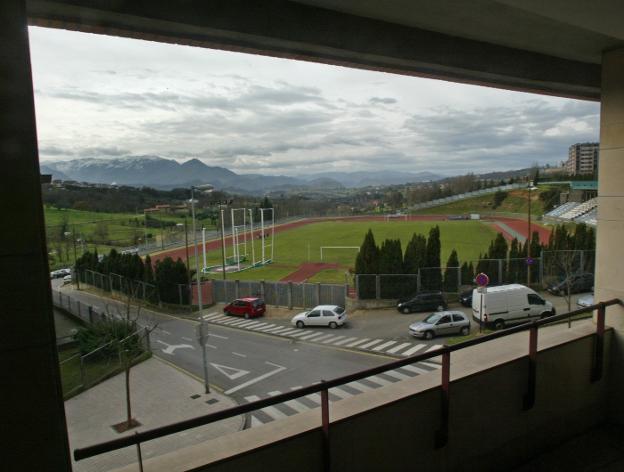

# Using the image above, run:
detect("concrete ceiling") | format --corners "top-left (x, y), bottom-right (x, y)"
top-left (292, 0), bottom-right (624, 64)
top-left (26, 0), bottom-right (624, 100)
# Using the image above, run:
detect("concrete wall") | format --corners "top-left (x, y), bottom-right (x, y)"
top-left (120, 325), bottom-right (611, 472)
top-left (596, 48), bottom-right (624, 424)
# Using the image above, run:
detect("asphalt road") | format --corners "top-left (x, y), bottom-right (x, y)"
top-left (53, 281), bottom-right (389, 403)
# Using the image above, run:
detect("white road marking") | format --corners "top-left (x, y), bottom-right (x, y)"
top-left (383, 370), bottom-right (412, 381)
top-left (209, 333), bottom-right (228, 340)
top-left (401, 344), bottom-right (426, 356)
top-left (386, 342), bottom-right (412, 354)
top-left (181, 336), bottom-right (193, 342)
top-left (232, 352), bottom-right (247, 358)
top-left (358, 339), bottom-right (384, 349)
top-left (312, 334), bottom-right (335, 342)
top-left (234, 321), bottom-right (258, 328)
top-left (263, 326), bottom-right (288, 333)
top-left (420, 361), bottom-right (442, 369)
top-left (425, 344), bottom-right (444, 352)
top-left (287, 331), bottom-right (310, 338)
top-left (297, 332), bottom-right (324, 340)
top-left (345, 381), bottom-right (373, 393)
top-left (267, 391), bottom-right (309, 414)
top-left (322, 336), bottom-right (345, 344)
top-left (269, 327), bottom-right (293, 334)
top-left (345, 338), bottom-right (370, 347)
top-left (333, 337), bottom-right (358, 346)
top-left (401, 364), bottom-right (430, 375)
top-left (257, 324), bottom-right (278, 331)
top-left (278, 329), bottom-right (300, 335)
top-left (250, 323), bottom-right (270, 330)
top-left (372, 340), bottom-right (396, 351)
top-left (244, 395), bottom-right (288, 420)
top-left (210, 363), bottom-right (250, 380)
top-left (366, 375), bottom-right (394, 387)
top-left (225, 362), bottom-right (287, 395)
top-left (225, 320), bottom-right (249, 326)
top-left (159, 329), bottom-right (171, 335)
top-left (156, 340), bottom-right (195, 355)
top-left (328, 387), bottom-right (353, 400)
top-left (205, 344), bottom-right (217, 349)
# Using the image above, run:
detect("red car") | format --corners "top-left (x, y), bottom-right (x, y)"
top-left (224, 298), bottom-right (266, 319)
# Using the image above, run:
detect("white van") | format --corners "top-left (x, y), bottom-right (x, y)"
top-left (472, 284), bottom-right (555, 329)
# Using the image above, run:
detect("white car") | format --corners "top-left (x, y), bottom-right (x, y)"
top-left (62, 274), bottom-right (73, 284)
top-left (577, 293), bottom-right (594, 308)
top-left (291, 305), bottom-right (347, 329)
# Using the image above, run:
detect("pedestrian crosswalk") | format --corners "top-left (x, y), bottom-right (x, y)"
top-left (200, 312), bottom-right (444, 359)
top-left (243, 363), bottom-right (439, 427)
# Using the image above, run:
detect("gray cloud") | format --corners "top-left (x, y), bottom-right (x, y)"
top-left (369, 97), bottom-right (397, 105)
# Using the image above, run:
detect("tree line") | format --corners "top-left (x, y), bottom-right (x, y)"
top-left (354, 223), bottom-right (595, 299)
top-left (75, 249), bottom-right (190, 304)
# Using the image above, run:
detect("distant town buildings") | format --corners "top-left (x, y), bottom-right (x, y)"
top-left (565, 142), bottom-right (599, 175)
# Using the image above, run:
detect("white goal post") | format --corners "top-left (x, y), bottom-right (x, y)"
top-left (320, 246), bottom-right (360, 261)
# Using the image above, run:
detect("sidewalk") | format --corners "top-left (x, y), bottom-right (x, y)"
top-left (66, 356), bottom-right (244, 472)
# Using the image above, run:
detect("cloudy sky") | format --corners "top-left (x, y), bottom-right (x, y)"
top-left (29, 26), bottom-right (600, 177)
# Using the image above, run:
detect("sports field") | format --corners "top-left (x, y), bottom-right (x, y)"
top-left (189, 219), bottom-right (498, 283)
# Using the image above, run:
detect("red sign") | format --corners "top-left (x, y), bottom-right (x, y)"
top-left (475, 272), bottom-right (489, 287)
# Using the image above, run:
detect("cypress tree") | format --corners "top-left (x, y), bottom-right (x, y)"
top-left (354, 229), bottom-right (379, 299)
top-left (423, 226), bottom-right (442, 290)
top-left (443, 249), bottom-right (459, 292)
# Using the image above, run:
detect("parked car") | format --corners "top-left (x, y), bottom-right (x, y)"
top-left (546, 272), bottom-right (594, 296)
top-left (397, 291), bottom-right (447, 314)
top-left (409, 311), bottom-right (470, 339)
top-left (62, 274), bottom-right (72, 284)
top-left (291, 305), bottom-right (347, 329)
top-left (223, 297), bottom-right (266, 319)
top-left (577, 293), bottom-right (594, 308)
top-left (50, 268), bottom-right (71, 279)
top-left (459, 289), bottom-right (474, 307)
top-left (472, 284), bottom-right (555, 330)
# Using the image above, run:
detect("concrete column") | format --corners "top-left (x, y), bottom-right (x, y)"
top-left (597, 48), bottom-right (624, 424)
top-left (0, 1), bottom-right (71, 470)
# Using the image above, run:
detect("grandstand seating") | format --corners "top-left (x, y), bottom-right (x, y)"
top-left (545, 201), bottom-right (580, 218)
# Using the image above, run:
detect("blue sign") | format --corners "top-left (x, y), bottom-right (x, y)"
top-left (526, 257), bottom-right (535, 265)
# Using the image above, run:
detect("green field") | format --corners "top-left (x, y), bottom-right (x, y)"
top-left (44, 206), bottom-right (216, 270)
top-left (414, 188), bottom-right (547, 216)
top-left (195, 220), bottom-right (498, 283)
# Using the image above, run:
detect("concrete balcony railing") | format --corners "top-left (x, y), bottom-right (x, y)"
top-left (75, 301), bottom-right (620, 472)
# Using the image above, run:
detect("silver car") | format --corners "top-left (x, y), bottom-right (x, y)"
top-left (409, 311), bottom-right (470, 340)
top-left (577, 293), bottom-right (594, 308)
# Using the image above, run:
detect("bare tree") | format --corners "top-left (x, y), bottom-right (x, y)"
top-left (106, 277), bottom-right (157, 432)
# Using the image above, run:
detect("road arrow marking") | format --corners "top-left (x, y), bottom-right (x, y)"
top-left (156, 340), bottom-right (195, 355)
top-left (210, 363), bottom-right (250, 380)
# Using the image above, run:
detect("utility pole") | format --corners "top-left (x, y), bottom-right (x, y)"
top-left (527, 181), bottom-right (533, 287)
top-left (220, 206), bottom-right (227, 280)
top-left (184, 217), bottom-right (191, 312)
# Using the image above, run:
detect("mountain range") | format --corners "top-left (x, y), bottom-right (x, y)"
top-left (41, 156), bottom-right (443, 194)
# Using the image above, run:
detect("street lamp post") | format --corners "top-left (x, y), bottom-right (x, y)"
top-left (190, 185), bottom-right (213, 394)
top-left (526, 180), bottom-right (537, 286)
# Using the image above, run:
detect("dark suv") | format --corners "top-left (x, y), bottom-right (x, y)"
top-left (546, 272), bottom-right (594, 296)
top-left (397, 291), bottom-right (448, 314)
top-left (224, 297), bottom-right (266, 319)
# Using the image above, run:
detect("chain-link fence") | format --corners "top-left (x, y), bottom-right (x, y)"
top-left (212, 279), bottom-right (346, 308)
top-left (78, 269), bottom-right (162, 305)
top-left (53, 289), bottom-right (152, 398)
top-left (59, 327), bottom-right (150, 399)
top-left (355, 250), bottom-right (595, 300)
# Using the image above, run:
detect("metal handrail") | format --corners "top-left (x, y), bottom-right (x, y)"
top-left (74, 298), bottom-right (622, 462)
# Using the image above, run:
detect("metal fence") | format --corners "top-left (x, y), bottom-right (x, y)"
top-left (78, 269), bottom-right (163, 304)
top-left (212, 279), bottom-right (347, 308)
top-left (53, 290), bottom-right (152, 398)
top-left (355, 250), bottom-right (595, 300)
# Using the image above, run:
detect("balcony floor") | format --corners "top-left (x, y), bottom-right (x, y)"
top-left (513, 424), bottom-right (624, 472)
